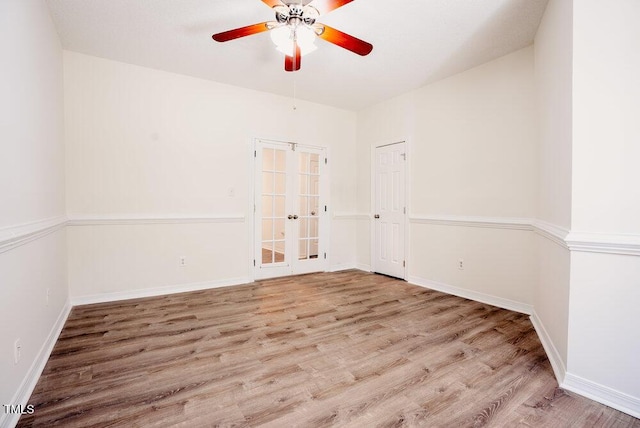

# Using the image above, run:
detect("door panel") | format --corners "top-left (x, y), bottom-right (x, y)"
top-left (255, 141), bottom-right (326, 279)
top-left (373, 142), bottom-right (406, 279)
top-left (256, 144), bottom-right (292, 278)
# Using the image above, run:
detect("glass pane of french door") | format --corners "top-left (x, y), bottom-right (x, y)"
top-left (261, 147), bottom-right (287, 266)
top-left (297, 152), bottom-right (320, 260)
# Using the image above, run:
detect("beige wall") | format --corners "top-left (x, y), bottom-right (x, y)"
top-left (412, 47), bottom-right (537, 219)
top-left (357, 47), bottom-right (538, 308)
top-left (571, 0), bottom-right (640, 235)
top-left (4, 0), bottom-right (640, 418)
top-left (0, 0), bottom-right (68, 416)
top-left (532, 0), bottom-right (573, 373)
top-left (567, 0), bottom-right (640, 404)
top-left (64, 52), bottom-right (358, 300)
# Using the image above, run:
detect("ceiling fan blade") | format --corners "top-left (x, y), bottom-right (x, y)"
top-left (261, 0), bottom-right (285, 8)
top-left (212, 22), bottom-right (271, 42)
top-left (309, 0), bottom-right (354, 15)
top-left (285, 41), bottom-right (301, 72)
top-left (317, 24), bottom-right (372, 56)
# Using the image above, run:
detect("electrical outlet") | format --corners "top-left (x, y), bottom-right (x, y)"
top-left (458, 258), bottom-right (464, 270)
top-left (14, 339), bottom-right (22, 364)
top-left (179, 256), bottom-right (186, 267)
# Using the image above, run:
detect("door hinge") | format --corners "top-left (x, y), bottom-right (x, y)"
top-left (401, 153), bottom-right (406, 160)
top-left (403, 207), bottom-right (406, 214)
top-left (324, 205), bottom-right (327, 212)
top-left (324, 252), bottom-right (327, 259)
top-left (324, 157), bottom-right (327, 165)
top-left (403, 260), bottom-right (406, 267)
top-left (253, 259), bottom-right (256, 266)
top-left (254, 150), bottom-right (257, 157)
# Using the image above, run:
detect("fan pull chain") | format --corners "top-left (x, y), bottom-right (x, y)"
top-left (293, 74), bottom-right (297, 111)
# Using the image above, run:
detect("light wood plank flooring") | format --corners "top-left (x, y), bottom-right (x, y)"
top-left (18, 270), bottom-right (639, 427)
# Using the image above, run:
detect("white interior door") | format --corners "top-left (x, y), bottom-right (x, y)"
top-left (373, 142), bottom-right (406, 279)
top-left (255, 140), bottom-right (327, 279)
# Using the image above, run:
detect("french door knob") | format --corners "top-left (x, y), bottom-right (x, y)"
top-left (293, 215), bottom-right (299, 219)
top-left (374, 214), bottom-right (380, 219)
top-left (288, 215), bottom-right (294, 219)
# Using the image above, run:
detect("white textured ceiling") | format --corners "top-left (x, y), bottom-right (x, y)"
top-left (46, 0), bottom-right (549, 111)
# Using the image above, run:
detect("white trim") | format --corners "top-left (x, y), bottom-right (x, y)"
top-left (403, 138), bottom-right (412, 281)
top-left (67, 215), bottom-right (245, 226)
top-left (529, 311), bottom-right (567, 384)
top-left (251, 139), bottom-right (330, 280)
top-left (355, 263), bottom-right (371, 272)
top-left (410, 214), bottom-right (532, 231)
top-left (2, 301), bottom-right (72, 428)
top-left (371, 140), bottom-right (409, 279)
top-left (532, 219), bottom-right (570, 249)
top-left (408, 275), bottom-right (533, 315)
top-left (70, 277), bottom-right (250, 306)
top-left (248, 138), bottom-right (257, 282)
top-left (333, 213), bottom-right (370, 220)
top-left (0, 216), bottom-right (67, 254)
top-left (328, 263), bottom-right (357, 272)
top-left (408, 215), bottom-right (575, 251)
top-left (369, 145), bottom-right (376, 274)
top-left (562, 373), bottom-right (640, 418)
top-left (565, 231), bottom-right (640, 256)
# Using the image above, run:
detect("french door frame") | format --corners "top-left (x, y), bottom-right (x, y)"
top-left (370, 140), bottom-right (410, 280)
top-left (251, 138), bottom-right (329, 280)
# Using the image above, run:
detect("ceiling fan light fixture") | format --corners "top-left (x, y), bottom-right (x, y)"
top-left (211, 0), bottom-right (372, 71)
top-left (270, 25), bottom-right (317, 56)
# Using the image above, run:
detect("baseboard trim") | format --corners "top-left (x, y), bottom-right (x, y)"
top-left (71, 277), bottom-right (251, 306)
top-left (328, 263), bottom-right (357, 272)
top-left (355, 263), bottom-right (371, 272)
top-left (529, 311), bottom-right (566, 384)
top-left (408, 276), bottom-right (533, 315)
top-left (562, 373), bottom-right (640, 418)
top-left (2, 300), bottom-right (72, 428)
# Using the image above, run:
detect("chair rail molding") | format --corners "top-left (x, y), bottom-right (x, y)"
top-left (409, 214), bottom-right (532, 231)
top-left (67, 214), bottom-right (245, 226)
top-left (0, 216), bottom-right (67, 254)
top-left (532, 219), bottom-right (570, 249)
top-left (408, 214), bottom-right (576, 251)
top-left (565, 231), bottom-right (640, 257)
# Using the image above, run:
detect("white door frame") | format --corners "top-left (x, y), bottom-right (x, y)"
top-left (370, 140), bottom-right (410, 280)
top-left (251, 138), bottom-right (330, 280)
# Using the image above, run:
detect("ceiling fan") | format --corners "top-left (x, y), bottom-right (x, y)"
top-left (212, 0), bottom-right (373, 72)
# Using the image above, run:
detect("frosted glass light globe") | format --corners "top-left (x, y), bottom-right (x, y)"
top-left (270, 25), bottom-right (317, 56)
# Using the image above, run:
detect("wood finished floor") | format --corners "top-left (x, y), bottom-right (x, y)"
top-left (19, 270), bottom-right (639, 427)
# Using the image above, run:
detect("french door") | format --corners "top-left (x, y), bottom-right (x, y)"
top-left (254, 140), bottom-right (327, 279)
top-left (373, 142), bottom-right (406, 279)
